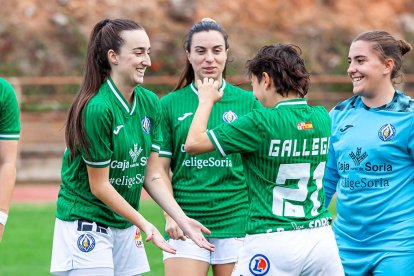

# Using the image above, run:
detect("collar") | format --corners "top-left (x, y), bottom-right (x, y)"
top-left (190, 79), bottom-right (227, 95)
top-left (273, 98), bottom-right (307, 109)
top-left (106, 77), bottom-right (136, 115)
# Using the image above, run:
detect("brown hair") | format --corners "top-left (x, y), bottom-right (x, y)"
top-left (353, 30), bottom-right (412, 83)
top-left (246, 43), bottom-right (310, 98)
top-left (65, 19), bottom-right (144, 159)
top-left (174, 19), bottom-right (229, 90)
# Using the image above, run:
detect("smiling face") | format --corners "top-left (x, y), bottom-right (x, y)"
top-left (110, 29), bottom-right (151, 87)
top-left (187, 30), bottom-right (227, 84)
top-left (347, 40), bottom-right (391, 98)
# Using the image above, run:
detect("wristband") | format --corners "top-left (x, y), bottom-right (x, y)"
top-left (0, 211), bottom-right (8, 226)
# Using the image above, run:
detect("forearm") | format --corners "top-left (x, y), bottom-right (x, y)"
top-left (91, 181), bottom-right (149, 228)
top-left (0, 162), bottom-right (17, 213)
top-left (144, 173), bottom-right (187, 225)
top-left (184, 101), bottom-right (214, 154)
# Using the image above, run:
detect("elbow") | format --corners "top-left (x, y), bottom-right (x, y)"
top-left (184, 142), bottom-right (197, 155)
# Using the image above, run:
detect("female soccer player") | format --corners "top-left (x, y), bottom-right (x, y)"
top-left (324, 30), bottom-right (414, 274)
top-left (0, 77), bottom-right (20, 242)
top-left (185, 43), bottom-right (344, 275)
top-left (50, 18), bottom-right (213, 276)
top-left (159, 18), bottom-right (260, 276)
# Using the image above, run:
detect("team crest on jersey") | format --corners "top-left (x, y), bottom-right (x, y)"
top-left (249, 254), bottom-right (270, 275)
top-left (378, 124), bottom-right (396, 141)
top-left (297, 122), bottom-right (313, 130)
top-left (141, 116), bottom-right (151, 134)
top-left (77, 233), bottom-right (96, 252)
top-left (222, 110), bottom-right (238, 123)
top-left (134, 228), bottom-right (144, 248)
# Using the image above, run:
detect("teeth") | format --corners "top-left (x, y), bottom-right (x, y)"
top-left (353, 77), bottom-right (362, 82)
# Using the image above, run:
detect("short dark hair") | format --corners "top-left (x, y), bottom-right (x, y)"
top-left (246, 43), bottom-right (310, 98)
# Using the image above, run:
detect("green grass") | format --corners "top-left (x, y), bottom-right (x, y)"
top-left (0, 200), bottom-right (337, 276)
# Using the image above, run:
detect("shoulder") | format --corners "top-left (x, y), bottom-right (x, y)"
top-left (331, 95), bottom-right (360, 113)
top-left (161, 86), bottom-right (189, 102)
top-left (137, 86), bottom-right (159, 102)
top-left (225, 83), bottom-right (253, 96)
top-left (391, 90), bottom-right (414, 112)
top-left (0, 78), bottom-right (17, 102)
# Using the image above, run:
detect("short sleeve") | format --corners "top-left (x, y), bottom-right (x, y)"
top-left (150, 97), bottom-right (163, 153)
top-left (81, 103), bottom-right (113, 167)
top-left (159, 99), bottom-right (173, 158)
top-left (207, 110), bottom-right (264, 157)
top-left (0, 79), bottom-right (20, 140)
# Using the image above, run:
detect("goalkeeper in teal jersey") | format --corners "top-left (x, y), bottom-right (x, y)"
top-left (324, 31), bottom-right (414, 275)
top-left (160, 19), bottom-right (261, 276)
top-left (50, 19), bottom-right (213, 276)
top-left (0, 77), bottom-right (20, 242)
top-left (185, 44), bottom-right (344, 275)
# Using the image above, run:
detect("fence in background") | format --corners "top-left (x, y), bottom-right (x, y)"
top-left (5, 75), bottom-right (414, 183)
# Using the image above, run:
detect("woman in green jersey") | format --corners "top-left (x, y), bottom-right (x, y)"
top-left (50, 18), bottom-right (213, 276)
top-left (185, 44), bottom-right (344, 275)
top-left (0, 77), bottom-right (20, 242)
top-left (160, 18), bottom-right (260, 276)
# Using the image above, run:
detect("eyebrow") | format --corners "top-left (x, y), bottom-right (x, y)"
top-left (132, 47), bottom-right (150, 51)
top-left (349, 55), bottom-right (366, 59)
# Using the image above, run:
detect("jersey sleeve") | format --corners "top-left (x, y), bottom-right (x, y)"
top-left (150, 96), bottom-right (163, 153)
top-left (158, 98), bottom-right (173, 158)
top-left (81, 103), bottom-right (113, 168)
top-left (323, 110), bottom-right (339, 207)
top-left (0, 79), bottom-right (20, 140)
top-left (207, 110), bottom-right (264, 157)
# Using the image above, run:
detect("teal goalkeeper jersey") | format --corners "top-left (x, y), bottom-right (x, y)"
top-left (56, 77), bottom-right (162, 228)
top-left (208, 98), bottom-right (332, 234)
top-left (0, 78), bottom-right (20, 140)
top-left (160, 81), bottom-right (261, 237)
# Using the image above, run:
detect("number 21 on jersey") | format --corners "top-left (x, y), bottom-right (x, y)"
top-left (272, 162), bottom-right (325, 217)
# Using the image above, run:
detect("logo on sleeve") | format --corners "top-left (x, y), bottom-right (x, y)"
top-left (249, 254), bottom-right (270, 275)
top-left (77, 234), bottom-right (96, 252)
top-left (113, 125), bottom-right (124, 135)
top-left (378, 124), bottom-right (396, 141)
top-left (178, 112), bottom-right (193, 121)
top-left (297, 122), bottom-right (313, 130)
top-left (141, 116), bottom-right (151, 134)
top-left (223, 110), bottom-right (238, 123)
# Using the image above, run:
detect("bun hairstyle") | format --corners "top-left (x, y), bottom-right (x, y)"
top-left (354, 30), bottom-right (412, 83)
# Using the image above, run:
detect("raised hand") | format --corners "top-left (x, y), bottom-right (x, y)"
top-left (196, 77), bottom-right (224, 104)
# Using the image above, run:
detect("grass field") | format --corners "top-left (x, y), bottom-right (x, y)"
top-left (0, 199), bottom-right (337, 276)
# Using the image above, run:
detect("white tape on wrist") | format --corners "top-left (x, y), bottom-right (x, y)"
top-left (0, 211), bottom-right (8, 226)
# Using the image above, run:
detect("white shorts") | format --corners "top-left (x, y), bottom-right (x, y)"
top-left (163, 237), bottom-right (244, 265)
top-left (50, 218), bottom-right (150, 276)
top-left (232, 226), bottom-right (344, 276)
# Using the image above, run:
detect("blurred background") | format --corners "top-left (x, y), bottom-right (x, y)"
top-left (1, 1), bottom-right (414, 275)
top-left (1, 0), bottom-right (414, 183)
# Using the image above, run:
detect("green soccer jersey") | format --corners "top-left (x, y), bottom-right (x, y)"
top-left (160, 81), bottom-right (261, 238)
top-left (56, 77), bottom-right (162, 228)
top-left (0, 78), bottom-right (20, 140)
top-left (208, 98), bottom-right (332, 234)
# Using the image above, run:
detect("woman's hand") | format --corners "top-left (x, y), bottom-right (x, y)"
top-left (142, 221), bottom-right (177, 254)
top-left (196, 77), bottom-right (224, 105)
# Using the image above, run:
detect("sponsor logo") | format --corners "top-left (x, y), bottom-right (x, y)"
top-left (223, 110), bottom-right (238, 123)
top-left (339, 124), bottom-right (354, 132)
top-left (297, 122), bottom-right (313, 130)
top-left (134, 229), bottom-right (144, 248)
top-left (340, 177), bottom-right (390, 190)
top-left (349, 147), bottom-right (367, 166)
top-left (109, 173), bottom-right (145, 188)
top-left (129, 144), bottom-right (143, 163)
top-left (249, 254), bottom-right (270, 275)
top-left (378, 124), bottom-right (396, 141)
top-left (141, 116), bottom-right (151, 134)
top-left (113, 125), bottom-right (124, 135)
top-left (182, 156), bottom-right (233, 169)
top-left (178, 112), bottom-right (193, 121)
top-left (77, 234), bottom-right (95, 252)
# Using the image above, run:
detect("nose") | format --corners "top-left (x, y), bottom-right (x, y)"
top-left (143, 53), bottom-right (151, 67)
top-left (347, 60), bottom-right (356, 75)
top-left (205, 51), bottom-right (214, 62)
